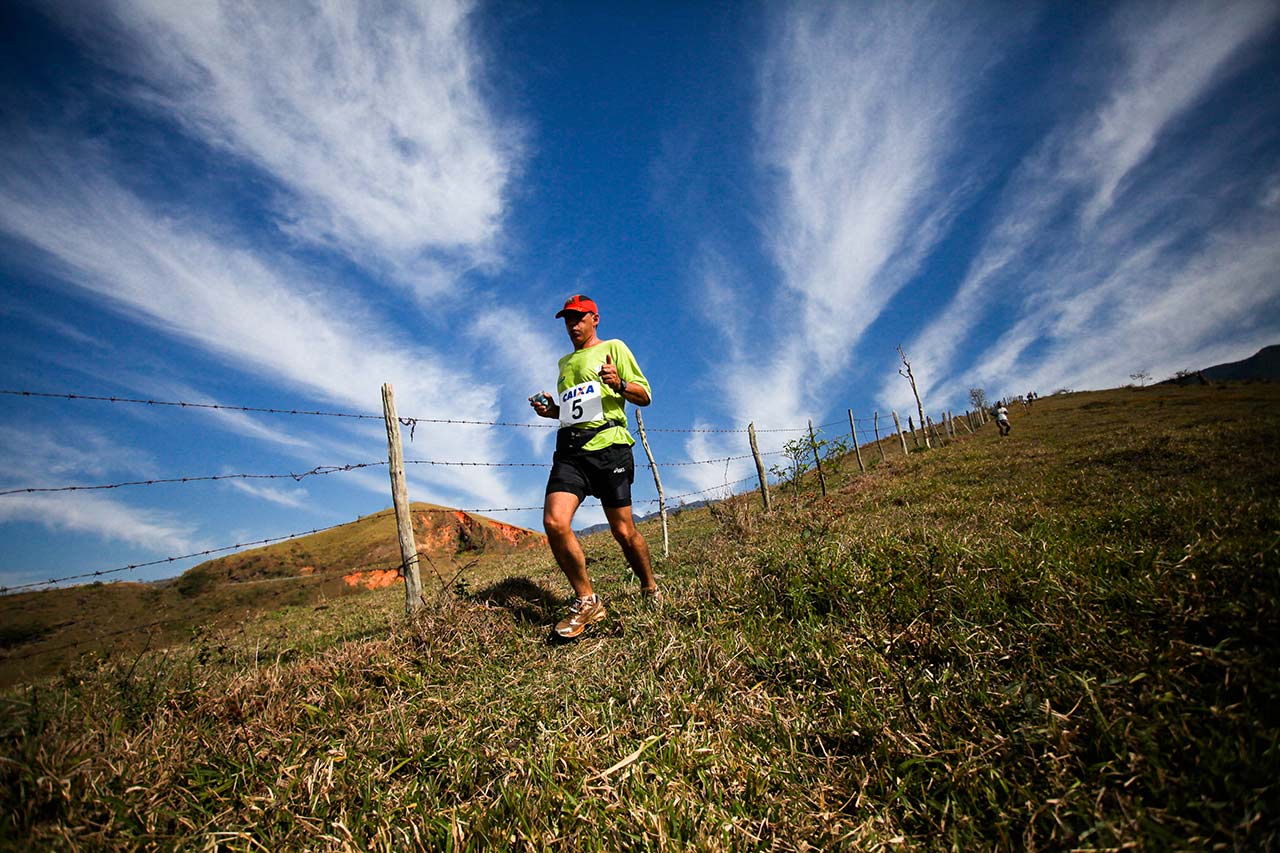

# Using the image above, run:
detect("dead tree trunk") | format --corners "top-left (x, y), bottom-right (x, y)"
top-left (898, 345), bottom-right (930, 449)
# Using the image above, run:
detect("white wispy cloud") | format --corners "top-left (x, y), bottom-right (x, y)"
top-left (0, 423), bottom-right (199, 564)
top-left (0, 138), bottom-right (519, 507)
top-left (0, 491), bottom-right (198, 564)
top-left (985, 218), bottom-right (1280, 395)
top-left (1076, 0), bottom-right (1277, 226)
top-left (717, 2), bottom-right (1019, 423)
top-left (0, 423), bottom-right (155, 487)
top-left (54, 0), bottom-right (522, 295)
top-left (885, 0), bottom-right (1280, 413)
top-left (221, 478), bottom-right (311, 510)
top-left (673, 427), bottom-right (761, 497)
top-left (469, 307), bottom-right (564, 456)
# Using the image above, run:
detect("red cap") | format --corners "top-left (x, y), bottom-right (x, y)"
top-left (555, 293), bottom-right (599, 318)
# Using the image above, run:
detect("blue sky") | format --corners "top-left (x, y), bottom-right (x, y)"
top-left (2, 0), bottom-right (1278, 591)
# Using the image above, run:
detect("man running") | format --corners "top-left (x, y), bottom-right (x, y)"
top-left (529, 294), bottom-right (658, 639)
top-left (995, 403), bottom-right (1011, 436)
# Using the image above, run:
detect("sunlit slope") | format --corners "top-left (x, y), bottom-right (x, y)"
top-left (183, 503), bottom-right (545, 591)
top-left (0, 504), bottom-right (544, 686)
top-left (2, 382), bottom-right (1278, 849)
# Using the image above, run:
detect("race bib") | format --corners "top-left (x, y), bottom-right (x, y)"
top-left (559, 380), bottom-right (604, 427)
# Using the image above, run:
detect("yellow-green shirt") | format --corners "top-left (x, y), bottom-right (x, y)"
top-left (556, 339), bottom-right (651, 452)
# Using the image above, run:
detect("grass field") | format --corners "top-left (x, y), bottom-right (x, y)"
top-left (0, 504), bottom-right (543, 688)
top-left (1, 383), bottom-right (1277, 850)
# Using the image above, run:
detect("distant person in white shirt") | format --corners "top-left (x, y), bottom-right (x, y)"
top-left (995, 404), bottom-right (1011, 436)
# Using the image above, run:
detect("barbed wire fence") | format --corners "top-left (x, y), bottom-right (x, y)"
top-left (0, 385), bottom-right (998, 666)
top-left (0, 386), bottom-right (992, 590)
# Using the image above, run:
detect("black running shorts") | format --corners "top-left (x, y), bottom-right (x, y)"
top-left (545, 442), bottom-right (635, 508)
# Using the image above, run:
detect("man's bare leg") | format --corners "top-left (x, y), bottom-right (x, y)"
top-left (603, 504), bottom-right (656, 591)
top-left (543, 491), bottom-right (593, 598)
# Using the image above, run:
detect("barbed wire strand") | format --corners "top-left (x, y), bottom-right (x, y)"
top-left (2, 387), bottom-right (964, 438)
top-left (1, 452), bottom-right (788, 498)
top-left (0, 519), bottom-right (374, 594)
top-left (0, 389), bottom-right (384, 420)
top-left (0, 463), bottom-right (390, 497)
top-left (1, 388), bottom-right (830, 434)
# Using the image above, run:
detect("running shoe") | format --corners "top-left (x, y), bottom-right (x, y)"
top-left (555, 595), bottom-right (606, 639)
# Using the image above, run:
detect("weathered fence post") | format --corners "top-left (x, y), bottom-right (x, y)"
top-left (898, 346), bottom-right (931, 450)
top-left (892, 410), bottom-right (909, 455)
top-left (908, 415), bottom-right (919, 448)
top-left (848, 410), bottom-right (865, 474)
top-left (808, 419), bottom-right (827, 497)
top-left (748, 422), bottom-right (771, 512)
top-left (874, 412), bottom-right (887, 461)
top-left (635, 410), bottom-right (668, 559)
top-left (381, 383), bottom-right (423, 617)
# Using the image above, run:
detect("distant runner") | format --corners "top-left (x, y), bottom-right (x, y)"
top-left (995, 404), bottom-right (1011, 436)
top-left (529, 294), bottom-right (659, 639)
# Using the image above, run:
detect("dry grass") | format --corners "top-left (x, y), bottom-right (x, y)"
top-left (2, 383), bottom-right (1278, 850)
top-left (0, 504), bottom-right (544, 688)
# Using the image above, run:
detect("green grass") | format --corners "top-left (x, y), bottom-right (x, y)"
top-left (0, 504), bottom-right (544, 688)
top-left (1, 383), bottom-right (1277, 850)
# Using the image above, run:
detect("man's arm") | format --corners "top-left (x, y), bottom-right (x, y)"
top-left (598, 352), bottom-right (651, 406)
top-left (618, 381), bottom-right (650, 407)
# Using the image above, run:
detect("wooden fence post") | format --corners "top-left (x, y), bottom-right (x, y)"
top-left (874, 412), bottom-right (887, 461)
top-left (892, 410), bottom-right (909, 455)
top-left (808, 419), bottom-right (827, 497)
top-left (908, 415), bottom-right (919, 448)
top-left (381, 383), bottom-right (423, 617)
top-left (848, 410), bottom-right (865, 474)
top-left (635, 411), bottom-right (668, 559)
top-left (748, 422), bottom-right (771, 512)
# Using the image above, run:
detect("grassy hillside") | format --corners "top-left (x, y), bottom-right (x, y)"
top-left (0, 504), bottom-right (544, 688)
top-left (2, 383), bottom-right (1277, 850)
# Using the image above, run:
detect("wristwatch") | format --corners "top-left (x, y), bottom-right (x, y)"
top-left (618, 379), bottom-right (628, 394)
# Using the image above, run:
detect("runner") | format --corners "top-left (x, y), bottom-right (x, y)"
top-left (529, 294), bottom-right (659, 639)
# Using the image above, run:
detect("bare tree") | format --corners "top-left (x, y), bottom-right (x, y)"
top-left (898, 345), bottom-right (930, 450)
top-left (1129, 371), bottom-right (1151, 387)
top-left (968, 387), bottom-right (988, 411)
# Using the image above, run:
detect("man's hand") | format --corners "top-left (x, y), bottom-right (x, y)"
top-left (529, 392), bottom-right (557, 419)
top-left (598, 353), bottom-right (621, 391)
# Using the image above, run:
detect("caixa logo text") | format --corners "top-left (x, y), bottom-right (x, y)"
top-left (561, 384), bottom-right (597, 403)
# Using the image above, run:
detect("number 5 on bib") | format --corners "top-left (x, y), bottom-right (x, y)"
top-left (559, 381), bottom-right (604, 427)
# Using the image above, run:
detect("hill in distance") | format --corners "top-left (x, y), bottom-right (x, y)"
top-left (0, 503), bottom-right (544, 686)
top-left (181, 502), bottom-right (545, 594)
top-left (1164, 342), bottom-right (1280, 383)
